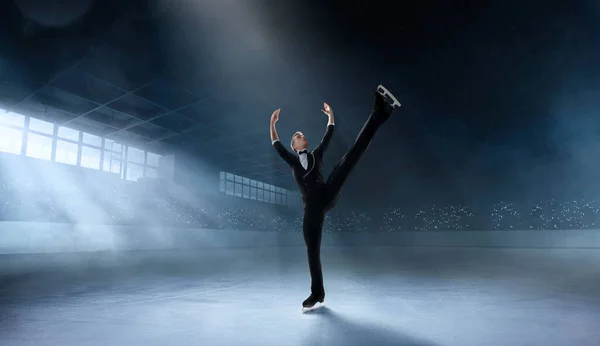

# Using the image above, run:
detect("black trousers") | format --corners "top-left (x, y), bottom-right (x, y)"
top-left (302, 109), bottom-right (390, 297)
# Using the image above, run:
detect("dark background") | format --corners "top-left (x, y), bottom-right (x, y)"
top-left (1, 0), bottom-right (600, 210)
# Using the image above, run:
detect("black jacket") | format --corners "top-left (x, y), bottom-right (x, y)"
top-left (273, 124), bottom-right (334, 205)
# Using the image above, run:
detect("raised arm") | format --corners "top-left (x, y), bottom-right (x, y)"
top-left (270, 109), bottom-right (296, 166)
top-left (314, 102), bottom-right (335, 156)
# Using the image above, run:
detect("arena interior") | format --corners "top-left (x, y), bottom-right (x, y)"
top-left (1, 1), bottom-right (600, 345)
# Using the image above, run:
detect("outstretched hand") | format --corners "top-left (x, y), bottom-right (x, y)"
top-left (321, 102), bottom-right (333, 117)
top-left (271, 109), bottom-right (280, 124)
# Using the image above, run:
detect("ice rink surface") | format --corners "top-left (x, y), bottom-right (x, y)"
top-left (1, 246), bottom-right (600, 346)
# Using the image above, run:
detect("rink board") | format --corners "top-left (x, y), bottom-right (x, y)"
top-left (1, 222), bottom-right (599, 254)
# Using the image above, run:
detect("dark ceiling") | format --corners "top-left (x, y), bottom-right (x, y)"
top-left (0, 0), bottom-right (475, 191)
top-left (5, 0), bottom-right (597, 197)
top-left (0, 0), bottom-right (351, 189)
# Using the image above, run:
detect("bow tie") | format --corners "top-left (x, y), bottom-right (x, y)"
top-left (298, 150), bottom-right (308, 155)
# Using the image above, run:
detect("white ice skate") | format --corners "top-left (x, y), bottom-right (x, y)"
top-left (301, 301), bottom-right (326, 313)
top-left (377, 84), bottom-right (401, 109)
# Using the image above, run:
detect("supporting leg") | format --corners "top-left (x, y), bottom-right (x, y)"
top-left (302, 208), bottom-right (326, 299)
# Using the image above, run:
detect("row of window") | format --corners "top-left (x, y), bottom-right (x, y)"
top-left (219, 171), bottom-right (289, 205)
top-left (1, 110), bottom-right (293, 201)
top-left (0, 110), bottom-right (161, 182)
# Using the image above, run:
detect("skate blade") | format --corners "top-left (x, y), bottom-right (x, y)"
top-left (301, 302), bottom-right (325, 313)
top-left (377, 84), bottom-right (401, 108)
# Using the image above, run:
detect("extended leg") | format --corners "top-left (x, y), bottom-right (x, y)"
top-left (325, 87), bottom-right (398, 209)
top-left (302, 208), bottom-right (326, 306)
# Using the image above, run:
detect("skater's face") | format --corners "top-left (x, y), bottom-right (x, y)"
top-left (291, 132), bottom-right (308, 152)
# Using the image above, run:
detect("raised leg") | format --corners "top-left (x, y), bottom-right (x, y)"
top-left (302, 208), bottom-right (326, 298)
top-left (325, 88), bottom-right (397, 210)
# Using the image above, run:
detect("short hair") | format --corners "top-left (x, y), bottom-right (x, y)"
top-left (290, 131), bottom-right (302, 151)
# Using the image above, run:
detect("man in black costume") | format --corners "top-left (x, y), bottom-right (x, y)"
top-left (269, 85), bottom-right (400, 309)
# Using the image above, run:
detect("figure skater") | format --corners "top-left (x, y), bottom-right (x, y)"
top-left (269, 85), bottom-right (400, 310)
